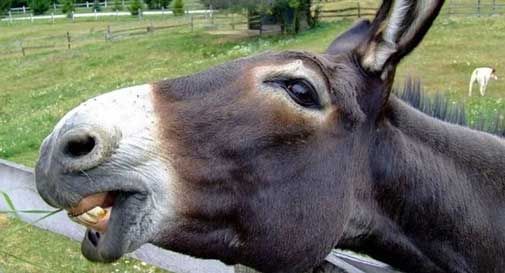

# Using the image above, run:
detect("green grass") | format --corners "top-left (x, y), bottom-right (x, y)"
top-left (1, 16), bottom-right (505, 166)
top-left (1, 15), bottom-right (505, 166)
top-left (0, 215), bottom-right (169, 273)
top-left (0, 11), bottom-right (504, 273)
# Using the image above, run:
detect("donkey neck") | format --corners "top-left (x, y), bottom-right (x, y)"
top-left (340, 97), bottom-right (505, 273)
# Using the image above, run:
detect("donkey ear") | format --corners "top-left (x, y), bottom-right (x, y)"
top-left (326, 20), bottom-right (371, 55)
top-left (358, 0), bottom-right (445, 78)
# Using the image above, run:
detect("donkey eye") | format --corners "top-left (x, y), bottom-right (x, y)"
top-left (267, 79), bottom-right (321, 109)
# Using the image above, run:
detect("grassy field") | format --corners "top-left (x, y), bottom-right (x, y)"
top-left (0, 12), bottom-right (505, 273)
top-left (0, 215), bottom-right (169, 273)
top-left (1, 15), bottom-right (504, 166)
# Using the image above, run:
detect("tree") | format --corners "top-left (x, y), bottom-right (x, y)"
top-left (0, 0), bottom-right (13, 13)
top-left (145, 0), bottom-right (170, 10)
top-left (200, 0), bottom-right (314, 33)
top-left (113, 0), bottom-right (122, 10)
top-left (159, 0), bottom-right (169, 9)
top-left (92, 0), bottom-right (100, 11)
top-left (172, 0), bottom-right (183, 16)
top-left (29, 0), bottom-right (50, 14)
top-left (61, 0), bottom-right (74, 16)
top-left (128, 0), bottom-right (142, 15)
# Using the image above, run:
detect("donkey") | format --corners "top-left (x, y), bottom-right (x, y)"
top-left (35, 0), bottom-right (505, 272)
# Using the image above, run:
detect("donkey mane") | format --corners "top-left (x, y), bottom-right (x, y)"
top-left (396, 79), bottom-right (505, 138)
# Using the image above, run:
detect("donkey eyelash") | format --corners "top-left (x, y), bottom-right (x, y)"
top-left (264, 77), bottom-right (322, 110)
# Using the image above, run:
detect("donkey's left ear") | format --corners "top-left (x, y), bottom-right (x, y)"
top-left (357, 0), bottom-right (445, 79)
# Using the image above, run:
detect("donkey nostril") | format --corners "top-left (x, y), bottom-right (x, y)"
top-left (57, 126), bottom-right (119, 172)
top-left (64, 135), bottom-right (96, 158)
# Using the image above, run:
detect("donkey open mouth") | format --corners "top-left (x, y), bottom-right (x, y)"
top-left (35, 1), bottom-right (505, 273)
top-left (36, 85), bottom-right (175, 263)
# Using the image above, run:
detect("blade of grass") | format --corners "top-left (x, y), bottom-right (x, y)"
top-left (0, 210), bottom-right (60, 214)
top-left (0, 249), bottom-right (53, 272)
top-left (0, 191), bottom-right (18, 218)
top-left (0, 209), bottom-right (63, 243)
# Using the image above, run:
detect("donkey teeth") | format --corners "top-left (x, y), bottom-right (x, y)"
top-left (69, 206), bottom-right (107, 226)
top-left (86, 206), bottom-right (107, 219)
top-left (78, 213), bottom-right (99, 225)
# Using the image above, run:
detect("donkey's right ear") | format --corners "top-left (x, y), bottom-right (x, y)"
top-left (357, 0), bottom-right (445, 80)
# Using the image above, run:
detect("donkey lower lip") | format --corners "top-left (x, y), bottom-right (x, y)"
top-left (80, 191), bottom-right (149, 263)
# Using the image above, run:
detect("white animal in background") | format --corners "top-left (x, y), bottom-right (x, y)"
top-left (469, 67), bottom-right (498, 96)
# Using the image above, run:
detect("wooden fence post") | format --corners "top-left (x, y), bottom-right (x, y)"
top-left (138, 8), bottom-right (142, 20)
top-left (493, 0), bottom-right (496, 14)
top-left (190, 15), bottom-right (194, 32)
top-left (20, 41), bottom-right (25, 57)
top-left (210, 5), bottom-right (214, 25)
top-left (94, 9), bottom-right (98, 20)
top-left (8, 11), bottom-right (12, 24)
top-left (72, 11), bottom-right (75, 22)
top-left (106, 25), bottom-right (111, 40)
top-left (66, 32), bottom-right (71, 49)
top-left (357, 0), bottom-right (361, 18)
top-left (477, 0), bottom-right (481, 17)
top-left (51, 12), bottom-right (54, 24)
top-left (30, 13), bottom-right (33, 23)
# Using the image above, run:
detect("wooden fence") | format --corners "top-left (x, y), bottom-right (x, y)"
top-left (445, 1), bottom-right (505, 16)
top-left (318, 6), bottom-right (377, 19)
top-left (0, 13), bottom-right (268, 57)
top-left (313, 0), bottom-right (505, 20)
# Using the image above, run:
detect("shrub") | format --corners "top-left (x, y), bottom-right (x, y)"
top-left (113, 0), bottom-right (122, 10)
top-left (92, 0), bottom-right (101, 11)
top-left (160, 0), bottom-right (170, 9)
top-left (145, 0), bottom-right (170, 9)
top-left (29, 0), bottom-right (50, 15)
top-left (172, 0), bottom-right (183, 16)
top-left (61, 0), bottom-right (75, 17)
top-left (0, 0), bottom-right (13, 13)
top-left (128, 0), bottom-right (142, 15)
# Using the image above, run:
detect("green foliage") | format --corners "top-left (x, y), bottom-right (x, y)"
top-left (128, 0), bottom-right (142, 15)
top-left (61, 0), bottom-right (74, 16)
top-left (92, 0), bottom-right (101, 11)
top-left (0, 191), bottom-right (18, 218)
top-left (29, 0), bottom-right (50, 15)
top-left (112, 0), bottom-right (122, 10)
top-left (145, 0), bottom-right (170, 9)
top-left (172, 0), bottom-right (183, 16)
top-left (160, 0), bottom-right (170, 9)
top-left (0, 0), bottom-right (13, 13)
top-left (201, 0), bottom-right (313, 33)
top-left (0, 18), bottom-right (504, 166)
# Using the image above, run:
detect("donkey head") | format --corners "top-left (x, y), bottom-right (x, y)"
top-left (35, 1), bottom-right (444, 272)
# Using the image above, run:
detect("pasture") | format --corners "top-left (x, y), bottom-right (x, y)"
top-left (0, 11), bottom-right (505, 273)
